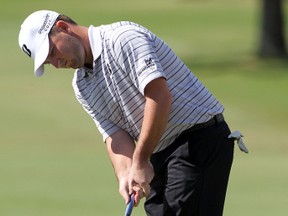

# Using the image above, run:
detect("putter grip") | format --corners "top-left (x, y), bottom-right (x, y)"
top-left (125, 193), bottom-right (134, 216)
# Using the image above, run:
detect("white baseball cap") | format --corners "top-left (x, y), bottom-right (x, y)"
top-left (18, 10), bottom-right (60, 77)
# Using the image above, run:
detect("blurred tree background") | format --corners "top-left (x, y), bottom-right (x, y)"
top-left (260, 0), bottom-right (287, 57)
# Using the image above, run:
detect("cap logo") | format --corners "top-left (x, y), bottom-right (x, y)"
top-left (22, 44), bottom-right (31, 57)
top-left (38, 14), bottom-right (53, 34)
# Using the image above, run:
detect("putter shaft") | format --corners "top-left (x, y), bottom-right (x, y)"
top-left (125, 194), bottom-right (134, 216)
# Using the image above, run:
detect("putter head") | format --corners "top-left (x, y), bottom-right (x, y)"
top-left (125, 193), bottom-right (135, 216)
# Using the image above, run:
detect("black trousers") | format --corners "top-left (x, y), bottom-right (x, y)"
top-left (144, 121), bottom-right (234, 216)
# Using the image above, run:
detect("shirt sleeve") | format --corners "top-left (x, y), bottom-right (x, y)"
top-left (72, 70), bottom-right (120, 142)
top-left (92, 113), bottom-right (120, 142)
top-left (77, 98), bottom-right (120, 142)
top-left (111, 25), bottom-right (167, 95)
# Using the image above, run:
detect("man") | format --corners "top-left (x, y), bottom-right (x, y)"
top-left (18, 10), bottom-right (245, 216)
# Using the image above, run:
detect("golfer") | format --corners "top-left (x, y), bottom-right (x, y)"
top-left (19, 10), bottom-right (238, 216)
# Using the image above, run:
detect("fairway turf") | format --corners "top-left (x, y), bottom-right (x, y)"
top-left (1, 0), bottom-right (288, 215)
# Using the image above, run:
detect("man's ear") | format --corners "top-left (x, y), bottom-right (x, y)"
top-left (55, 20), bottom-right (70, 32)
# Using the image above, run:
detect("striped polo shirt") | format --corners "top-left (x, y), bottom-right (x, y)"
top-left (72, 21), bottom-right (224, 152)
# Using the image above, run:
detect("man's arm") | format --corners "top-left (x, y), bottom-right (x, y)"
top-left (106, 129), bottom-right (135, 204)
top-left (129, 77), bottom-right (173, 196)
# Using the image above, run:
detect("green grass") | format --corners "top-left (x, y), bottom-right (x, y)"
top-left (1, 0), bottom-right (288, 215)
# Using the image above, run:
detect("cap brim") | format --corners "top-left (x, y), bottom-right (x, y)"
top-left (34, 36), bottom-right (49, 77)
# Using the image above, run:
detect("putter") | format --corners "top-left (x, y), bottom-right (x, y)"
top-left (125, 193), bottom-right (135, 216)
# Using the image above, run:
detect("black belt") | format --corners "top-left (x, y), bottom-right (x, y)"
top-left (185, 113), bottom-right (225, 134)
top-left (156, 113), bottom-right (226, 157)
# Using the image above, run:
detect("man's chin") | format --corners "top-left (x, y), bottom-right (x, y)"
top-left (70, 62), bottom-right (84, 69)
top-left (69, 63), bottom-right (80, 69)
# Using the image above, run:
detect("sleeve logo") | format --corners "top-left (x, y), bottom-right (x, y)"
top-left (137, 57), bottom-right (156, 76)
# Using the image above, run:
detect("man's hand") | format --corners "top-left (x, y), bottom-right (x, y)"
top-left (118, 172), bottom-right (131, 205)
top-left (129, 159), bottom-right (154, 206)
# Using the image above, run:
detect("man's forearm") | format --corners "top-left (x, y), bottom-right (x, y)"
top-left (133, 78), bottom-right (173, 164)
top-left (106, 129), bottom-right (135, 181)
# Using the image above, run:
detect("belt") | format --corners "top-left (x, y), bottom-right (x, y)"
top-left (167, 113), bottom-right (225, 151)
top-left (185, 113), bottom-right (225, 134)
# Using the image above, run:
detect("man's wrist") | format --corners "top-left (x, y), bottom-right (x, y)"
top-left (132, 147), bottom-right (151, 167)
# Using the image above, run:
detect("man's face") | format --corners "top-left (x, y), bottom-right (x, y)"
top-left (45, 31), bottom-right (86, 69)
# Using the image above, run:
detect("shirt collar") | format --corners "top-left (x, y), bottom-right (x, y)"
top-left (88, 25), bottom-right (102, 61)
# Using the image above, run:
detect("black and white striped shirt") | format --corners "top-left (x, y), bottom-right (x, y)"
top-left (72, 21), bottom-right (224, 152)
